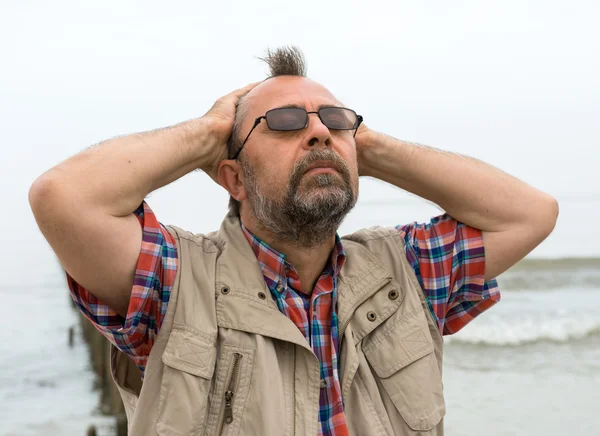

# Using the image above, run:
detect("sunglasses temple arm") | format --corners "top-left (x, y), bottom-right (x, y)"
top-left (231, 143), bottom-right (244, 160)
top-left (353, 115), bottom-right (364, 137)
top-left (232, 117), bottom-right (262, 160)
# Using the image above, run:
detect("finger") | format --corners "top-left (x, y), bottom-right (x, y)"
top-left (230, 81), bottom-right (262, 99)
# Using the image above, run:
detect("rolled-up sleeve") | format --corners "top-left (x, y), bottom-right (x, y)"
top-left (396, 214), bottom-right (500, 335)
top-left (67, 201), bottom-right (178, 372)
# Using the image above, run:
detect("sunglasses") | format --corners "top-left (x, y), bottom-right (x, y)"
top-left (230, 106), bottom-right (363, 160)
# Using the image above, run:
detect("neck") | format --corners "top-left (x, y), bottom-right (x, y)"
top-left (241, 213), bottom-right (336, 294)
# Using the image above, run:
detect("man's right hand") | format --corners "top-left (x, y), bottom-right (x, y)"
top-left (200, 82), bottom-right (260, 182)
top-left (28, 81), bottom-right (259, 318)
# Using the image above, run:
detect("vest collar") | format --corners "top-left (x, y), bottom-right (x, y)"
top-left (213, 216), bottom-right (312, 351)
top-left (336, 238), bottom-right (393, 331)
top-left (212, 216), bottom-right (393, 349)
top-left (213, 216), bottom-right (273, 300)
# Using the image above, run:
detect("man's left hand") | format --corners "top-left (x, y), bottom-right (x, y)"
top-left (354, 123), bottom-right (375, 177)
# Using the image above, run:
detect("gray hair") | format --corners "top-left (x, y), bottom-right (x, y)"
top-left (228, 46), bottom-right (308, 217)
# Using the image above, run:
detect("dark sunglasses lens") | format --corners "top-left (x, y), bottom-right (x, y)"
top-left (320, 108), bottom-right (358, 130)
top-left (266, 108), bottom-right (307, 131)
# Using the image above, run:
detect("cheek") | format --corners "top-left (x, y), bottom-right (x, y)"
top-left (339, 145), bottom-right (360, 187)
top-left (338, 144), bottom-right (359, 172)
top-left (256, 159), bottom-right (291, 194)
top-left (251, 146), bottom-right (284, 185)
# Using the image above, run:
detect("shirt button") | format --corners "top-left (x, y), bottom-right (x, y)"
top-left (320, 379), bottom-right (327, 389)
top-left (276, 284), bottom-right (283, 292)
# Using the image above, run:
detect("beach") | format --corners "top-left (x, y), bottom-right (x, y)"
top-left (444, 258), bottom-right (600, 436)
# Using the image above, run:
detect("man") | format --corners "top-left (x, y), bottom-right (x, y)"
top-left (29, 47), bottom-right (558, 436)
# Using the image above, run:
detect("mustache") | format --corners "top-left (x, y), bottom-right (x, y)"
top-left (289, 149), bottom-right (352, 183)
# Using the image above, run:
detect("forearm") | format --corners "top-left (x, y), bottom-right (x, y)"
top-left (359, 131), bottom-right (556, 232)
top-left (31, 117), bottom-right (218, 218)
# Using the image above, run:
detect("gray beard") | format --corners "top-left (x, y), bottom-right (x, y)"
top-left (241, 150), bottom-right (357, 248)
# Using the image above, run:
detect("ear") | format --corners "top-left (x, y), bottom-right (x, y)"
top-left (217, 159), bottom-right (247, 202)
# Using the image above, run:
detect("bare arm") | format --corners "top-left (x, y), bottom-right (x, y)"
top-left (357, 130), bottom-right (559, 281)
top-left (29, 84), bottom-right (257, 316)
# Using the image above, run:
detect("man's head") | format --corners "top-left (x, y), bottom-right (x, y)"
top-left (217, 46), bottom-right (360, 247)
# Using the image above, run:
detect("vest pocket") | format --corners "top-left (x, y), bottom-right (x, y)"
top-left (363, 309), bottom-right (445, 432)
top-left (157, 328), bottom-right (217, 436)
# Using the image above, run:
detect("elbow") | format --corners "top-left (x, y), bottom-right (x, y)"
top-left (29, 174), bottom-right (54, 216)
top-left (536, 194), bottom-right (559, 239)
top-left (29, 173), bottom-right (69, 224)
top-left (29, 175), bottom-right (50, 217)
top-left (546, 195), bottom-right (559, 231)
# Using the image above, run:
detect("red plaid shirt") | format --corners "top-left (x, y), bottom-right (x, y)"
top-left (241, 223), bottom-right (347, 435)
top-left (68, 202), bottom-right (500, 435)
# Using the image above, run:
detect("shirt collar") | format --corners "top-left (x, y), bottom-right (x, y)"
top-left (241, 223), bottom-right (346, 292)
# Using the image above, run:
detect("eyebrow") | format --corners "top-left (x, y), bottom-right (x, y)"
top-left (273, 103), bottom-right (342, 111)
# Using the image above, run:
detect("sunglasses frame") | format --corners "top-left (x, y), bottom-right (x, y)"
top-left (230, 106), bottom-right (363, 160)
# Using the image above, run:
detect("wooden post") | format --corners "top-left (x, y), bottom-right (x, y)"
top-left (74, 298), bottom-right (127, 433)
top-left (68, 326), bottom-right (75, 347)
top-left (116, 414), bottom-right (128, 436)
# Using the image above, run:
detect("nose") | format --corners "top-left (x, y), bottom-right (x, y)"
top-left (304, 112), bottom-right (331, 149)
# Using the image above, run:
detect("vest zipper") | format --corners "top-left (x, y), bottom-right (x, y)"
top-left (220, 352), bottom-right (243, 436)
top-left (292, 345), bottom-right (296, 436)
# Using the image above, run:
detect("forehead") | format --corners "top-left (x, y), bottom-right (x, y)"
top-left (245, 76), bottom-right (340, 116)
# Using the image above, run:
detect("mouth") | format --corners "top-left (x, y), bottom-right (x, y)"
top-left (303, 160), bottom-right (342, 176)
top-left (305, 167), bottom-right (339, 176)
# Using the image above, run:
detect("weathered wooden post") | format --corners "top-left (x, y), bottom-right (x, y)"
top-left (116, 414), bottom-right (128, 436)
top-left (74, 294), bottom-right (127, 434)
top-left (68, 325), bottom-right (75, 347)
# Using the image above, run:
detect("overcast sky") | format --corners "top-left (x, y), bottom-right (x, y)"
top-left (1, 0), bottom-right (599, 275)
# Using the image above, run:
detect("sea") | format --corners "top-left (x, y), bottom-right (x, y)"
top-left (1, 197), bottom-right (599, 436)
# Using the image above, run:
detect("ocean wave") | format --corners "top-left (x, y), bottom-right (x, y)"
top-left (497, 257), bottom-right (600, 291)
top-left (445, 317), bottom-right (600, 346)
top-left (513, 257), bottom-right (600, 268)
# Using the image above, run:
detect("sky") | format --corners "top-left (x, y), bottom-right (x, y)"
top-left (1, 0), bottom-right (599, 279)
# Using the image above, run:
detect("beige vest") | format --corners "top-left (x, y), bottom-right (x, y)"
top-left (111, 216), bottom-right (446, 436)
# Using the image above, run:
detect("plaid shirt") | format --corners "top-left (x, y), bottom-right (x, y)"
top-left (68, 202), bottom-right (500, 435)
top-left (240, 223), bottom-right (348, 436)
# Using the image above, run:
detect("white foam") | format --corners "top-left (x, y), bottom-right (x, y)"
top-left (446, 315), bottom-right (600, 346)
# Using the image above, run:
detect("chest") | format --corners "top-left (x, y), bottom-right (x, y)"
top-left (150, 278), bottom-right (445, 436)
